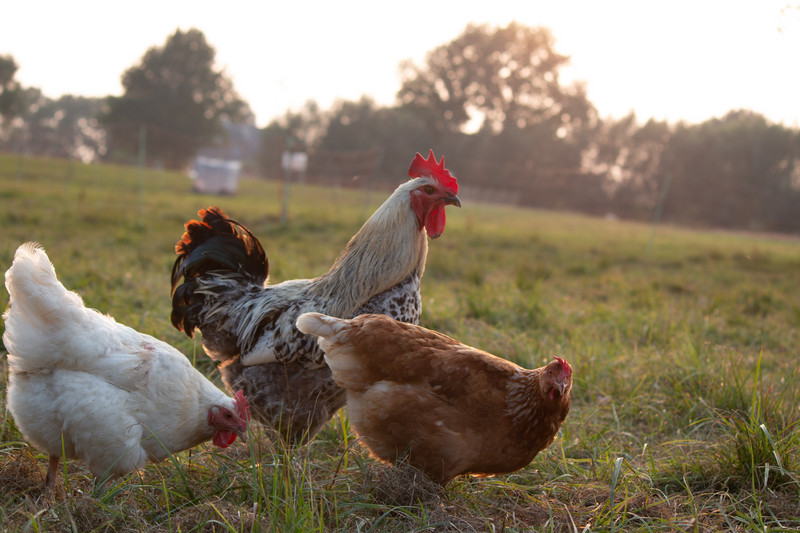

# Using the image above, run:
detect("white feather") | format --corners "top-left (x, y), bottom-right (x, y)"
top-left (3, 243), bottom-right (237, 480)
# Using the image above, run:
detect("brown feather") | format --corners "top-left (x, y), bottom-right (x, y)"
top-left (296, 313), bottom-right (573, 484)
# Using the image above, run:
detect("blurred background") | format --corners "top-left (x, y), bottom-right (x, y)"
top-left (1, 0), bottom-right (799, 233)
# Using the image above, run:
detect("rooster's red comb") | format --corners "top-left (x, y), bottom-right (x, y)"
top-left (408, 149), bottom-right (458, 193)
top-left (554, 356), bottom-right (572, 377)
top-left (234, 390), bottom-right (251, 422)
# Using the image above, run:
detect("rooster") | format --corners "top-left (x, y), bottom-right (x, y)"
top-left (3, 243), bottom-right (250, 489)
top-left (296, 312), bottom-right (573, 484)
top-left (170, 150), bottom-right (460, 443)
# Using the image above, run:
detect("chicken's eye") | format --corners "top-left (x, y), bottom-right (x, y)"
top-left (423, 185), bottom-right (435, 194)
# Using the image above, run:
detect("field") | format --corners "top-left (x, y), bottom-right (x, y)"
top-left (1, 154), bottom-right (799, 531)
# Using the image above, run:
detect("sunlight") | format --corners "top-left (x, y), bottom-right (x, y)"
top-left (2, 1), bottom-right (797, 127)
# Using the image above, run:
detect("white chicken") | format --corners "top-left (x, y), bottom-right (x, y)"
top-left (3, 243), bottom-right (250, 489)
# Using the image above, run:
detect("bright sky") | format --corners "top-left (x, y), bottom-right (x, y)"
top-left (3, 1), bottom-right (799, 128)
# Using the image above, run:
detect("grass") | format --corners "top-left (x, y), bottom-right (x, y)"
top-left (1, 153), bottom-right (799, 531)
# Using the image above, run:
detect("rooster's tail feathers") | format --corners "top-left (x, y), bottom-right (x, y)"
top-left (170, 207), bottom-right (268, 336)
top-left (171, 207), bottom-right (268, 291)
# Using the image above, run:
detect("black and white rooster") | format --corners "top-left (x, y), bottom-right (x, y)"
top-left (171, 150), bottom-right (461, 443)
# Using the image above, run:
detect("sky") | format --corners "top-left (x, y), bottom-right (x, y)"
top-left (3, 0), bottom-right (799, 128)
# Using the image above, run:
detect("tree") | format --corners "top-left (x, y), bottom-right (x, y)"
top-left (101, 28), bottom-right (252, 169)
top-left (583, 114), bottom-right (673, 216)
top-left (318, 97), bottom-right (432, 180)
top-left (2, 91), bottom-right (106, 161)
top-left (398, 23), bottom-right (594, 141)
top-left (259, 100), bottom-right (327, 177)
top-left (0, 55), bottom-right (26, 128)
top-left (397, 23), bottom-right (597, 198)
top-left (660, 111), bottom-right (800, 231)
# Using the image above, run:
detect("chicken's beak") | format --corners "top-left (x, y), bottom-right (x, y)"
top-left (235, 424), bottom-right (248, 444)
top-left (444, 194), bottom-right (462, 208)
top-left (556, 381), bottom-right (568, 397)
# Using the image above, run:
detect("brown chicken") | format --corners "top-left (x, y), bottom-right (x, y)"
top-left (295, 312), bottom-right (573, 484)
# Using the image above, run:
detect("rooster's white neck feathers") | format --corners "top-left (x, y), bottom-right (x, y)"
top-left (308, 178), bottom-right (431, 317)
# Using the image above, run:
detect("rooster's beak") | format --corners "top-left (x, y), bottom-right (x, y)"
top-left (235, 425), bottom-right (248, 444)
top-left (444, 194), bottom-right (461, 208)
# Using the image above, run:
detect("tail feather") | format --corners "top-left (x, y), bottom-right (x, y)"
top-left (170, 207), bottom-right (269, 336)
top-left (295, 312), bottom-right (346, 339)
top-left (4, 243), bottom-right (81, 323)
top-left (3, 243), bottom-right (96, 368)
top-left (297, 312), bottom-right (367, 389)
top-left (295, 312), bottom-right (350, 353)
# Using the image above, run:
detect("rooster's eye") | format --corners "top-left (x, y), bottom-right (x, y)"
top-left (423, 186), bottom-right (435, 194)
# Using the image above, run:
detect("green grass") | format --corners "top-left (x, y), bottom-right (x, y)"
top-left (1, 153), bottom-right (799, 531)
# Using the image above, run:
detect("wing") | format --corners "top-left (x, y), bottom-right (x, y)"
top-left (324, 314), bottom-right (519, 413)
top-left (240, 297), bottom-right (323, 367)
top-left (87, 327), bottom-right (195, 394)
top-left (241, 272), bottom-right (422, 367)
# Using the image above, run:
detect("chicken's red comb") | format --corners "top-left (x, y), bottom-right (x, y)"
top-left (408, 149), bottom-right (458, 193)
top-left (234, 390), bottom-right (251, 422)
top-left (554, 356), bottom-right (572, 376)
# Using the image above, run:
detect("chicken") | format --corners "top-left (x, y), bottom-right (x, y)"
top-left (170, 150), bottom-right (460, 444)
top-left (295, 312), bottom-right (573, 484)
top-left (3, 243), bottom-right (250, 489)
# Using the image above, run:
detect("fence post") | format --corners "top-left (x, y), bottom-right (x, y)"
top-left (646, 172), bottom-right (672, 257)
top-left (137, 124), bottom-right (146, 228)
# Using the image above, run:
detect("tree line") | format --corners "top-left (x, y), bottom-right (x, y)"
top-left (1, 24), bottom-right (798, 233)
